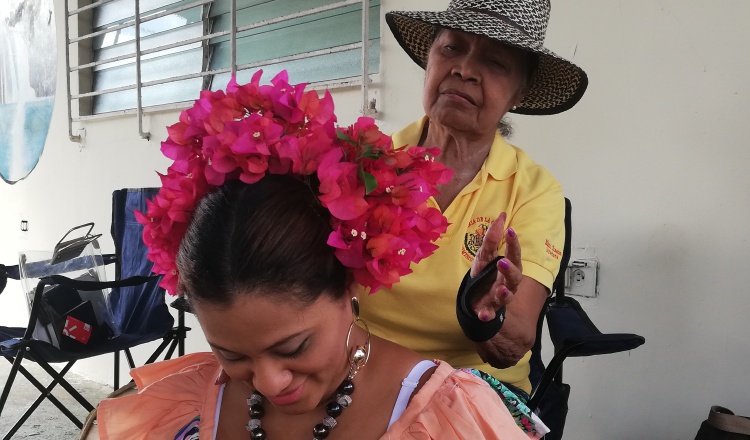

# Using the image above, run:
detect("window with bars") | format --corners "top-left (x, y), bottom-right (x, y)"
top-left (66, 0), bottom-right (379, 139)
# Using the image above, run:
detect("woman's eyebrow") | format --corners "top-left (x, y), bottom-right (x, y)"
top-left (208, 331), bottom-right (305, 353)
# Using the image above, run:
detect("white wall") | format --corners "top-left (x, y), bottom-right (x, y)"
top-left (1, 1), bottom-right (748, 438)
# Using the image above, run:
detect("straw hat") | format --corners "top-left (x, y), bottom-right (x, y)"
top-left (386, 0), bottom-right (588, 115)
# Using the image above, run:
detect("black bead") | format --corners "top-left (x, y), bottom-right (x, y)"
top-left (326, 402), bottom-right (342, 418)
top-left (249, 427), bottom-right (266, 440)
top-left (313, 423), bottom-right (330, 439)
top-left (249, 404), bottom-right (264, 419)
top-left (338, 380), bottom-right (354, 395)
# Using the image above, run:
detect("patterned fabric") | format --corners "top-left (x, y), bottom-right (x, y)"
top-left (462, 368), bottom-right (542, 437)
top-left (175, 416), bottom-right (200, 440)
top-left (385, 0), bottom-right (588, 115)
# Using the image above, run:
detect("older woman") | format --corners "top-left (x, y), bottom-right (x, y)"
top-left (359, 0), bottom-right (588, 396)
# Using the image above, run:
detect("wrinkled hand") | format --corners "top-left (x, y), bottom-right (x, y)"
top-left (469, 212), bottom-right (523, 322)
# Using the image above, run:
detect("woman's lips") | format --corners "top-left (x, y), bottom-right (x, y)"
top-left (267, 382), bottom-right (305, 406)
top-left (442, 89), bottom-right (476, 105)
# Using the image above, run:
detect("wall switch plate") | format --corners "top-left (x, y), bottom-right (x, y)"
top-left (564, 258), bottom-right (599, 298)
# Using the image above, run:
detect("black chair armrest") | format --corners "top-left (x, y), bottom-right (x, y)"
top-left (44, 274), bottom-right (156, 291)
top-left (2, 263), bottom-right (20, 280)
top-left (528, 296), bottom-right (645, 411)
top-left (547, 296), bottom-right (645, 356)
top-left (1, 263), bottom-right (19, 295)
top-left (1, 255), bottom-right (116, 296)
top-left (169, 295), bottom-right (193, 314)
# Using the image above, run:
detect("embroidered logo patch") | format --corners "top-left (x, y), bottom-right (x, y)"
top-left (545, 239), bottom-right (561, 260)
top-left (462, 216), bottom-right (493, 262)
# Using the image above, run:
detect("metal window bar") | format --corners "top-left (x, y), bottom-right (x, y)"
top-left (134, 0), bottom-right (148, 140)
top-left (69, 0), bottom-right (360, 71)
top-left (234, 0), bottom-right (361, 33)
top-left (69, 0), bottom-right (112, 15)
top-left (230, 0), bottom-right (236, 76)
top-left (70, 29), bottom-right (231, 73)
top-left (72, 76), bottom-right (366, 122)
top-left (69, 0), bottom-right (214, 44)
top-left (361, 0), bottom-right (377, 117)
top-left (66, 0), bottom-right (377, 141)
top-left (64, 0), bottom-right (81, 143)
top-left (201, 2), bottom-right (214, 92)
top-left (70, 42), bottom-right (363, 102)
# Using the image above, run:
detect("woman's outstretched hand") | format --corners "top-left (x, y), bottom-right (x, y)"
top-left (469, 213), bottom-right (524, 322)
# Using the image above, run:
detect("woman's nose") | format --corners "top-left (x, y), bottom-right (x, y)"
top-left (452, 56), bottom-right (480, 82)
top-left (250, 360), bottom-right (293, 397)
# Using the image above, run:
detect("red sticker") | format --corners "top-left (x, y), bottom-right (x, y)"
top-left (62, 316), bottom-right (92, 344)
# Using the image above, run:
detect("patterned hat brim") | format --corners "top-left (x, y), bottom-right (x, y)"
top-left (386, 10), bottom-right (588, 115)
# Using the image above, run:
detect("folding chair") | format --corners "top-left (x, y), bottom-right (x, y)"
top-left (527, 198), bottom-right (646, 440)
top-left (110, 188), bottom-right (190, 389)
top-left (0, 189), bottom-right (188, 438)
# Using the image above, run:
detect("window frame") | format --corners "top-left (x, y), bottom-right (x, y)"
top-left (65, 0), bottom-right (379, 142)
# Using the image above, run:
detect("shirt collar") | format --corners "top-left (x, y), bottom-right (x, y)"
top-left (393, 116), bottom-right (518, 181)
top-left (484, 130), bottom-right (518, 181)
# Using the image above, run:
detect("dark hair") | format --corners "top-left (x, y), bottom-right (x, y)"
top-left (176, 175), bottom-right (348, 307)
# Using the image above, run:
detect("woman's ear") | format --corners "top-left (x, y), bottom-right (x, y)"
top-left (513, 86), bottom-right (526, 109)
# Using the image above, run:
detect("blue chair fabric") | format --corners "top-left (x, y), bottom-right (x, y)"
top-left (0, 188), bottom-right (183, 438)
top-left (109, 188), bottom-right (172, 339)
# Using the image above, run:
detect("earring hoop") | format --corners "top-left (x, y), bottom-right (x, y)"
top-left (345, 297), bottom-right (371, 378)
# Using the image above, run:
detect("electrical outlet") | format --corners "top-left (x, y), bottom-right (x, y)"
top-left (564, 258), bottom-right (598, 297)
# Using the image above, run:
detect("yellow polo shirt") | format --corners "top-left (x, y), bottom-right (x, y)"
top-left (359, 116), bottom-right (564, 393)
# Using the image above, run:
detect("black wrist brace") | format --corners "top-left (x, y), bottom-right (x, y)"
top-left (456, 256), bottom-right (507, 342)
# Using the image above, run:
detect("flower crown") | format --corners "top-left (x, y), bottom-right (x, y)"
top-left (136, 70), bottom-right (453, 295)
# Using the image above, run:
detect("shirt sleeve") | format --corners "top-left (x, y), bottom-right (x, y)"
top-left (97, 352), bottom-right (220, 440)
top-left (383, 363), bottom-right (535, 440)
top-left (507, 151), bottom-right (565, 292)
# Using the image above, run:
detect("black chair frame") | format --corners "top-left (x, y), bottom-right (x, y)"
top-left (0, 275), bottom-right (152, 438)
top-left (527, 198), bottom-right (645, 440)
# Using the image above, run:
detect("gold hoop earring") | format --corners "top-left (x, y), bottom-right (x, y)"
top-left (345, 297), bottom-right (371, 379)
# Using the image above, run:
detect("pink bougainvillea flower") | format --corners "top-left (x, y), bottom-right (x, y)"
top-left (299, 89), bottom-right (335, 127)
top-left (237, 154), bottom-right (270, 184)
top-left (228, 115), bottom-right (278, 156)
top-left (317, 149), bottom-right (369, 220)
top-left (381, 149), bottom-right (414, 169)
top-left (414, 204), bottom-right (450, 243)
top-left (136, 70), bottom-right (451, 295)
top-left (363, 234), bottom-right (416, 292)
top-left (349, 117), bottom-right (392, 149)
top-left (231, 70), bottom-right (271, 111)
top-left (327, 224), bottom-right (367, 269)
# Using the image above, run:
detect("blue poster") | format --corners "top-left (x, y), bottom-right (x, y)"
top-left (0, 0), bottom-right (56, 184)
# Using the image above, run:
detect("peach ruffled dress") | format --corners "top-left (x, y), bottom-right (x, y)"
top-left (97, 352), bottom-right (533, 440)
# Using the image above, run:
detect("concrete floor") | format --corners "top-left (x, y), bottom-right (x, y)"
top-left (0, 360), bottom-right (111, 439)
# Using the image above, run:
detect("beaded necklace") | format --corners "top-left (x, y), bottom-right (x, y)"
top-left (246, 299), bottom-right (370, 440)
top-left (246, 377), bottom-right (355, 440)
